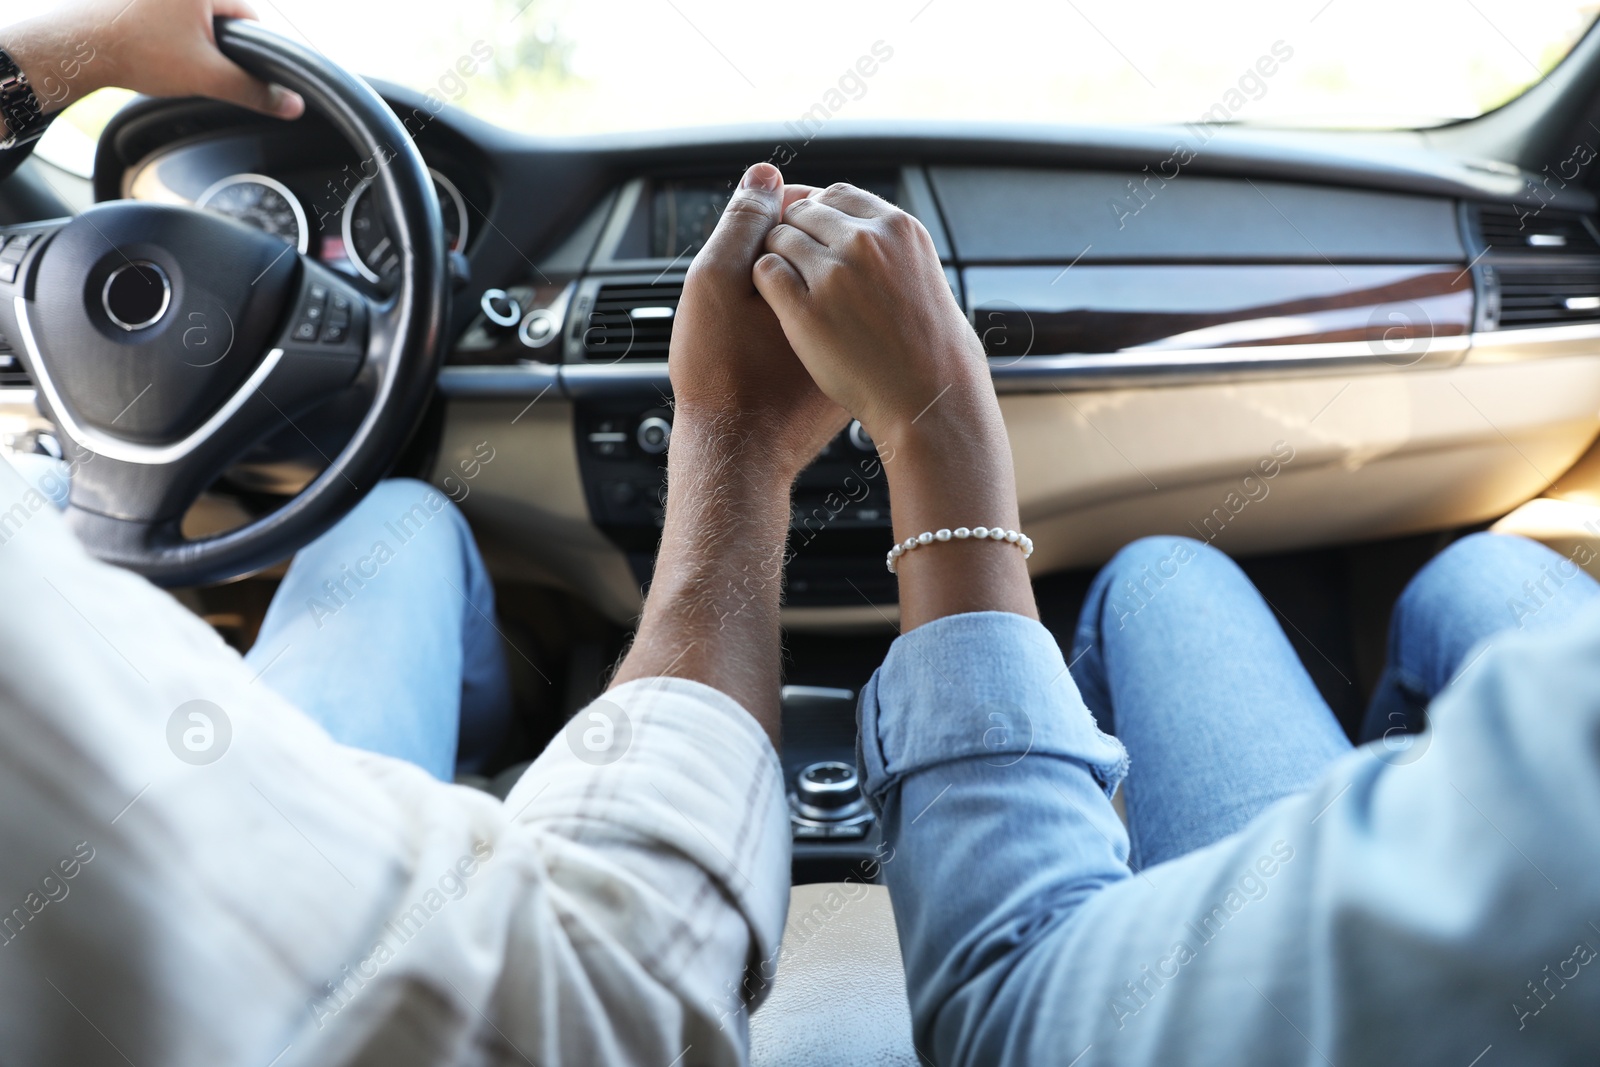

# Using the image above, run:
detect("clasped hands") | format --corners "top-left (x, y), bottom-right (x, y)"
top-left (666, 161), bottom-right (1035, 633)
top-left (669, 161), bottom-right (997, 497)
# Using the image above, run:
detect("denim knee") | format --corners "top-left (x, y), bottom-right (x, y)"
top-left (1074, 536), bottom-right (1222, 721)
top-left (1392, 532), bottom-right (1562, 642)
top-left (306, 478), bottom-right (474, 563)
top-left (1089, 535), bottom-right (1241, 629)
top-left (351, 478), bottom-right (467, 533)
top-left (1386, 531), bottom-right (1593, 696)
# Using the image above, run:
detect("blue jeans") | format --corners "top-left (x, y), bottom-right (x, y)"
top-left (1070, 531), bottom-right (1598, 870)
top-left (243, 479), bottom-right (513, 780)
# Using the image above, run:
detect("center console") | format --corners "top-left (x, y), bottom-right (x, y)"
top-left (574, 401), bottom-right (896, 605)
top-left (451, 164), bottom-right (944, 877)
top-left (453, 163), bottom-right (939, 609)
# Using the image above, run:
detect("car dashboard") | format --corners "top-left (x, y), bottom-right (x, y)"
top-left (21, 82), bottom-right (1600, 628)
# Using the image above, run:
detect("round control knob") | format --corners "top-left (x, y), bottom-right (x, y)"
top-left (794, 761), bottom-right (867, 822)
top-left (636, 416), bottom-right (672, 455)
top-left (518, 309), bottom-right (560, 349)
top-left (848, 419), bottom-right (875, 452)
top-left (480, 288), bottom-right (522, 328)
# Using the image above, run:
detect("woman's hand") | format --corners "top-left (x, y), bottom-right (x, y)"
top-left (751, 180), bottom-right (1037, 629)
top-left (4, 0), bottom-right (303, 123)
top-left (751, 182), bottom-right (991, 445)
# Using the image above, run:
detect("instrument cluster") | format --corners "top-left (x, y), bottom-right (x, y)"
top-left (186, 168), bottom-right (468, 286)
top-left (122, 123), bottom-right (479, 294)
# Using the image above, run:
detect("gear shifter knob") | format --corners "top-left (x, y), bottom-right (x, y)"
top-left (793, 761), bottom-right (867, 823)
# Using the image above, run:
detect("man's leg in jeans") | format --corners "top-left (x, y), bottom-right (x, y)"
top-left (243, 478), bottom-right (513, 780)
top-left (1360, 530), bottom-right (1600, 744)
top-left (1071, 536), bottom-right (1352, 869)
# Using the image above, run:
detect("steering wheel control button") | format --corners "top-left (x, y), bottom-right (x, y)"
top-left (102, 261), bottom-right (173, 332)
top-left (284, 278), bottom-right (364, 348)
top-left (636, 415), bottom-right (672, 455)
top-left (0, 233), bottom-right (25, 283)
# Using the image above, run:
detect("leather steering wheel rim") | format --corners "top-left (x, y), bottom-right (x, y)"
top-left (16, 18), bottom-right (446, 587)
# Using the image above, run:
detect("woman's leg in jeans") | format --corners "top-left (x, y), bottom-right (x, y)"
top-left (1360, 530), bottom-right (1600, 744)
top-left (243, 478), bottom-right (513, 780)
top-left (1071, 536), bottom-right (1351, 869)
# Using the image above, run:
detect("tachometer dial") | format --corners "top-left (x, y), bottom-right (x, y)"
top-left (342, 169), bottom-right (468, 284)
top-left (195, 173), bottom-right (309, 254)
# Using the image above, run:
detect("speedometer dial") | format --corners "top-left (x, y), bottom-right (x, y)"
top-left (337, 168), bottom-right (464, 283)
top-left (342, 169), bottom-right (468, 284)
top-left (195, 173), bottom-right (309, 254)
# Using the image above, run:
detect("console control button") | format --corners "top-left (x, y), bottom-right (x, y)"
top-left (587, 419), bottom-right (628, 458)
top-left (481, 288), bottom-right (522, 328)
top-left (636, 416), bottom-right (672, 455)
top-left (848, 420), bottom-right (875, 452)
top-left (793, 761), bottom-right (868, 823)
top-left (519, 308), bottom-right (560, 348)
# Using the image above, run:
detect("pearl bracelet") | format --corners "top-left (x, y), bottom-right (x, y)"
top-left (886, 526), bottom-right (1034, 574)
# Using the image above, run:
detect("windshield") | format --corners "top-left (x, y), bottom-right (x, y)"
top-left (253, 0), bottom-right (1599, 133)
top-left (17, 0), bottom-right (1600, 150)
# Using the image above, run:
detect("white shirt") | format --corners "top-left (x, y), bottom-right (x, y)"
top-left (0, 457), bottom-right (790, 1066)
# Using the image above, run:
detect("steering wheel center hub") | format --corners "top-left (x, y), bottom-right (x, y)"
top-left (28, 201), bottom-right (299, 444)
top-left (102, 260), bottom-right (172, 332)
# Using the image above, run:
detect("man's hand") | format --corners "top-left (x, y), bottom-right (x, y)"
top-left (4, 0), bottom-right (304, 124)
top-left (609, 162), bottom-right (847, 742)
top-left (752, 182), bottom-right (1038, 630)
top-left (670, 163), bottom-right (847, 483)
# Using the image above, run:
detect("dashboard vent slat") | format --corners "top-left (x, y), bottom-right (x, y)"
top-left (1473, 203), bottom-right (1600, 256)
top-left (1493, 266), bottom-right (1600, 327)
top-left (582, 282), bottom-right (683, 360)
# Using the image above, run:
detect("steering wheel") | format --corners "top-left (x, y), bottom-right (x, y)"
top-left (0, 18), bottom-right (446, 587)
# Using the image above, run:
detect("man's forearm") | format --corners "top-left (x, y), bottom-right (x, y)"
top-left (608, 413), bottom-right (795, 744)
top-left (1, 12), bottom-right (106, 140)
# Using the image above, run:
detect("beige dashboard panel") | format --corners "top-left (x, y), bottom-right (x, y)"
top-left (1491, 498), bottom-right (1600, 578)
top-left (1006, 357), bottom-right (1600, 572)
top-left (435, 357), bottom-right (1600, 627)
top-left (431, 396), bottom-right (643, 623)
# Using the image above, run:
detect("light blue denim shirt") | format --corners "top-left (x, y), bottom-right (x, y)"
top-left (858, 610), bottom-right (1600, 1065)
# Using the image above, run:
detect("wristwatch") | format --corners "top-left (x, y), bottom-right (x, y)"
top-left (0, 48), bottom-right (52, 151)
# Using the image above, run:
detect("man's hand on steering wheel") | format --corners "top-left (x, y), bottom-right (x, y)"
top-left (5, 0), bottom-right (303, 123)
top-left (668, 162), bottom-right (849, 487)
top-left (0, 14), bottom-right (446, 585)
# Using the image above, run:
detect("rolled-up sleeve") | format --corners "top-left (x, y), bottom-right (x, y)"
top-left (502, 675), bottom-right (791, 1032)
top-left (860, 609), bottom-right (1600, 1066)
top-left (0, 450), bottom-right (793, 1067)
top-left (858, 611), bottom-right (1134, 1061)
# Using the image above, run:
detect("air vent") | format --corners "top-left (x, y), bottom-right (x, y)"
top-left (1473, 203), bottom-right (1600, 256)
top-left (581, 282), bottom-right (682, 360)
top-left (0, 333), bottom-right (29, 387)
top-left (1494, 266), bottom-right (1600, 328)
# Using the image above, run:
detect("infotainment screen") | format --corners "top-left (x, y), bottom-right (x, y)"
top-left (650, 174), bottom-right (900, 259)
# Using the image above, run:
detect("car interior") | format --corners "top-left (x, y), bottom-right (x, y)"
top-left (5, 5), bottom-right (1600, 1064)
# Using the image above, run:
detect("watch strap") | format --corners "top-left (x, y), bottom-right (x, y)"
top-left (0, 48), bottom-right (52, 152)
